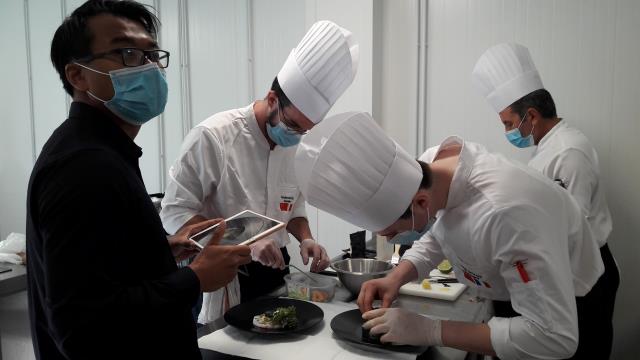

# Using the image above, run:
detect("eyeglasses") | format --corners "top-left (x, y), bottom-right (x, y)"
top-left (277, 101), bottom-right (308, 135)
top-left (77, 47), bottom-right (170, 68)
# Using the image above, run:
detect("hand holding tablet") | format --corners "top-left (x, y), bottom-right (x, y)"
top-left (189, 210), bottom-right (285, 249)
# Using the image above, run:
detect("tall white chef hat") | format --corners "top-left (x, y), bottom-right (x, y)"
top-left (278, 20), bottom-right (359, 124)
top-left (471, 43), bottom-right (544, 113)
top-left (295, 112), bottom-right (422, 232)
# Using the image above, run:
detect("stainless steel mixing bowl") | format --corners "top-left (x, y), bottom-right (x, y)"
top-left (330, 258), bottom-right (394, 296)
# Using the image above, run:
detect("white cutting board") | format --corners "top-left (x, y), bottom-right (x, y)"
top-left (398, 270), bottom-right (467, 301)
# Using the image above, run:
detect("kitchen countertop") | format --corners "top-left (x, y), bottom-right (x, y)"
top-left (0, 263), bottom-right (27, 298)
top-left (198, 272), bottom-right (492, 360)
top-left (0, 264), bottom-right (28, 360)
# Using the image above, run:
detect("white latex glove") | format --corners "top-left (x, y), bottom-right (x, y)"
top-left (249, 238), bottom-right (285, 269)
top-left (362, 307), bottom-right (443, 346)
top-left (299, 238), bottom-right (330, 272)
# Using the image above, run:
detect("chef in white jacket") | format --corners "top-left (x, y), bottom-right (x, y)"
top-left (472, 42), bottom-right (619, 359)
top-left (294, 112), bottom-right (604, 359)
top-left (160, 20), bottom-right (358, 324)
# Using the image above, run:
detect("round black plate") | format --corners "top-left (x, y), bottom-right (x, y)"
top-left (330, 309), bottom-right (426, 353)
top-left (224, 297), bottom-right (323, 335)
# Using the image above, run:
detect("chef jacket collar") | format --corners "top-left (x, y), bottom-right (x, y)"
top-left (532, 119), bottom-right (567, 155)
top-left (435, 136), bottom-right (473, 211)
top-left (245, 102), bottom-right (271, 151)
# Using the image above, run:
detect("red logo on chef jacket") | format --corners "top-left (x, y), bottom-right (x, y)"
top-left (459, 264), bottom-right (491, 288)
top-left (279, 194), bottom-right (294, 212)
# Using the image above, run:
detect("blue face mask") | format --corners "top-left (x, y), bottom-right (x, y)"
top-left (266, 105), bottom-right (302, 147)
top-left (388, 205), bottom-right (435, 245)
top-left (505, 114), bottom-right (534, 148)
top-left (76, 62), bottom-right (168, 125)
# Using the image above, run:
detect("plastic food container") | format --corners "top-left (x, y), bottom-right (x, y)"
top-left (284, 272), bottom-right (336, 302)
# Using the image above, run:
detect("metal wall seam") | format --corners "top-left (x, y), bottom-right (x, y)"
top-left (178, 0), bottom-right (193, 136)
top-left (154, 0), bottom-right (166, 191)
top-left (246, 0), bottom-right (255, 102)
top-left (24, 0), bottom-right (37, 164)
top-left (416, 0), bottom-right (428, 155)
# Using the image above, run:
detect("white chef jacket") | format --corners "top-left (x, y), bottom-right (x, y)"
top-left (160, 103), bottom-right (307, 323)
top-left (403, 136), bottom-right (604, 360)
top-left (161, 103), bottom-right (307, 240)
top-left (529, 120), bottom-right (612, 247)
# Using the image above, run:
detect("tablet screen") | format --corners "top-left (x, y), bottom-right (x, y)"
top-left (190, 211), bottom-right (283, 247)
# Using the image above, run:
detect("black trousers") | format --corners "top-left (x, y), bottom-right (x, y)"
top-left (238, 246), bottom-right (291, 302)
top-left (493, 244), bottom-right (619, 360)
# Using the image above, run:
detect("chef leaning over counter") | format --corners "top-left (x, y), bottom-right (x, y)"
top-left (294, 111), bottom-right (606, 359)
top-left (160, 20), bottom-right (358, 324)
top-left (472, 42), bottom-right (619, 360)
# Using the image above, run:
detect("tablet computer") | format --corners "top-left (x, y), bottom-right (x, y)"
top-left (189, 210), bottom-right (286, 249)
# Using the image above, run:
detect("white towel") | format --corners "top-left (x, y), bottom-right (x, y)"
top-left (0, 232), bottom-right (26, 264)
top-left (198, 275), bottom-right (241, 324)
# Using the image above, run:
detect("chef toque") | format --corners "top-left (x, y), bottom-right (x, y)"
top-left (295, 112), bottom-right (422, 232)
top-left (277, 20), bottom-right (359, 124)
top-left (471, 43), bottom-right (544, 113)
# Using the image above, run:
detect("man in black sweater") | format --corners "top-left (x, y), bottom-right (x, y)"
top-left (26, 1), bottom-right (251, 359)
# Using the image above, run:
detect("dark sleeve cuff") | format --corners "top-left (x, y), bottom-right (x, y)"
top-left (167, 266), bottom-right (201, 307)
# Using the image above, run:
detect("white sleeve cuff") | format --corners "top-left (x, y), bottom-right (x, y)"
top-left (488, 316), bottom-right (518, 360)
top-left (290, 194), bottom-right (308, 219)
top-left (160, 207), bottom-right (199, 235)
top-left (400, 254), bottom-right (431, 280)
top-left (290, 205), bottom-right (307, 220)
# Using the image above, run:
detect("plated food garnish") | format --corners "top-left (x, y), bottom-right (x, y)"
top-left (252, 306), bottom-right (298, 329)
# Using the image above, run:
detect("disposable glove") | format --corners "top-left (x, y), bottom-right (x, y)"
top-left (249, 238), bottom-right (285, 269)
top-left (362, 307), bottom-right (443, 346)
top-left (299, 238), bottom-right (330, 272)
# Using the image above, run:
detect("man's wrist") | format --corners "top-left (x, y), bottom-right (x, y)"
top-left (299, 238), bottom-right (315, 247)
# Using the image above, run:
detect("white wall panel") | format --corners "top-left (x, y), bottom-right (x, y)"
top-left (28, 0), bottom-right (68, 158)
top-left (425, 0), bottom-right (640, 357)
top-left (132, 0), bottom-right (162, 194)
top-left (64, 0), bottom-right (86, 14)
top-left (250, 0), bottom-right (306, 99)
top-left (187, 0), bottom-right (251, 126)
top-left (373, 0), bottom-right (419, 155)
top-left (305, 0), bottom-right (373, 118)
top-left (0, 1), bottom-right (33, 238)
top-left (606, 0), bottom-right (640, 355)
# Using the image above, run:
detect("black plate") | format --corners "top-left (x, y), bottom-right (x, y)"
top-left (224, 297), bottom-right (323, 335)
top-left (330, 309), bottom-right (426, 353)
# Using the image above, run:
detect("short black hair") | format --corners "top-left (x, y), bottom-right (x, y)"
top-left (399, 160), bottom-right (433, 219)
top-left (51, 0), bottom-right (159, 96)
top-left (270, 77), bottom-right (293, 108)
top-left (509, 89), bottom-right (557, 119)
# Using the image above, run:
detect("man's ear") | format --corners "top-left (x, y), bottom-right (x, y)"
top-left (527, 107), bottom-right (542, 126)
top-left (265, 91), bottom-right (279, 109)
top-left (65, 63), bottom-right (89, 93)
top-left (413, 189), bottom-right (430, 212)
